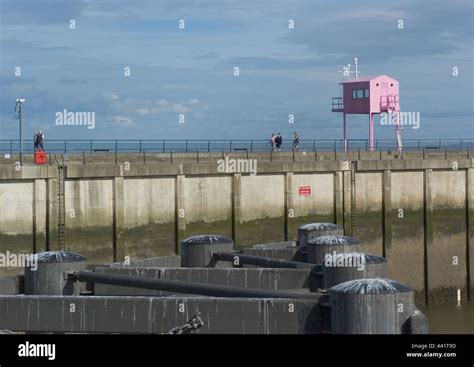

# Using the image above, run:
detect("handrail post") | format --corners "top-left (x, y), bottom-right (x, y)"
top-left (208, 140), bottom-right (210, 153)
top-left (162, 140), bottom-right (165, 153)
top-left (10, 140), bottom-right (12, 155)
top-left (185, 140), bottom-right (188, 153)
top-left (139, 140), bottom-right (142, 153)
top-left (64, 140), bottom-right (67, 153)
top-left (417, 140), bottom-right (420, 151)
top-left (115, 140), bottom-right (118, 154)
top-left (438, 139), bottom-right (441, 150)
top-left (229, 140), bottom-right (232, 153)
top-left (250, 140), bottom-right (253, 152)
top-left (90, 140), bottom-right (93, 153)
top-left (460, 139), bottom-right (463, 150)
top-left (313, 140), bottom-right (315, 152)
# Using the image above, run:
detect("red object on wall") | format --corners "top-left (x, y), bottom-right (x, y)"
top-left (298, 186), bottom-right (311, 196)
top-left (34, 150), bottom-right (47, 165)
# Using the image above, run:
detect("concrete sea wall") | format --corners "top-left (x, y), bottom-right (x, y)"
top-left (0, 152), bottom-right (472, 304)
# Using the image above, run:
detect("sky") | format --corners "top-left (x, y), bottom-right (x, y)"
top-left (0, 0), bottom-right (473, 145)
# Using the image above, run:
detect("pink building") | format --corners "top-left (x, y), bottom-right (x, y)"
top-left (332, 75), bottom-right (401, 151)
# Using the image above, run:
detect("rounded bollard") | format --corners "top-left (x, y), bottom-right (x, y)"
top-left (322, 252), bottom-right (387, 289)
top-left (330, 278), bottom-right (413, 334)
top-left (297, 223), bottom-right (344, 248)
top-left (306, 235), bottom-right (361, 265)
top-left (24, 251), bottom-right (87, 295)
top-left (181, 235), bottom-right (234, 268)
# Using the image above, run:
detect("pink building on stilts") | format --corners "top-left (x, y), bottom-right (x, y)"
top-left (332, 73), bottom-right (402, 152)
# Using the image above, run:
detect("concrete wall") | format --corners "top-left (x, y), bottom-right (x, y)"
top-left (429, 170), bottom-right (467, 304)
top-left (0, 156), bottom-right (472, 304)
top-left (389, 171), bottom-right (425, 304)
top-left (355, 172), bottom-right (383, 256)
top-left (64, 179), bottom-right (114, 265)
top-left (0, 295), bottom-right (321, 334)
top-left (120, 177), bottom-right (176, 260)
top-left (237, 175), bottom-right (285, 246)
top-left (288, 173), bottom-right (335, 242)
top-left (183, 176), bottom-right (233, 241)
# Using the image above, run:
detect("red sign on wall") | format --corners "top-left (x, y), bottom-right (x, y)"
top-left (298, 186), bottom-right (312, 196)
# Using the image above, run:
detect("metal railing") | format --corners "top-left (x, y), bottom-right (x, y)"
top-left (331, 97), bottom-right (343, 110)
top-left (0, 139), bottom-right (473, 154)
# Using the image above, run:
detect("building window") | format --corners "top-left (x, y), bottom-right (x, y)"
top-left (352, 88), bottom-right (370, 99)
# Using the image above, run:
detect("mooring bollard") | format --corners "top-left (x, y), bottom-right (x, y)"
top-left (306, 235), bottom-right (361, 265)
top-left (297, 223), bottom-right (344, 248)
top-left (181, 235), bottom-right (234, 268)
top-left (322, 252), bottom-right (387, 289)
top-left (330, 278), bottom-right (420, 334)
top-left (24, 251), bottom-right (87, 295)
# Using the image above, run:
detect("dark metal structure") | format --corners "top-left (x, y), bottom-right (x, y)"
top-left (73, 271), bottom-right (318, 299)
top-left (212, 251), bottom-right (314, 269)
top-left (1, 138), bottom-right (473, 154)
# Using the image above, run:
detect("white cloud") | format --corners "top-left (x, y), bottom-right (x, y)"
top-left (113, 115), bottom-right (134, 127)
top-left (133, 98), bottom-right (204, 115)
top-left (173, 99), bottom-right (202, 114)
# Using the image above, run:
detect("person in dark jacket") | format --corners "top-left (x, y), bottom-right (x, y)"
top-left (34, 130), bottom-right (44, 151)
top-left (276, 133), bottom-right (283, 152)
top-left (293, 131), bottom-right (299, 152)
top-left (270, 133), bottom-right (276, 151)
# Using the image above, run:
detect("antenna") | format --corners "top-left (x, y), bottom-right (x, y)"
top-left (354, 57), bottom-right (359, 80)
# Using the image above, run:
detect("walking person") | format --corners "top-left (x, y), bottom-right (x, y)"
top-left (270, 133), bottom-right (276, 151)
top-left (276, 133), bottom-right (283, 152)
top-left (34, 130), bottom-right (44, 151)
top-left (293, 131), bottom-right (300, 152)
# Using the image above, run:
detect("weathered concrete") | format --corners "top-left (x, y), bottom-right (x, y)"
top-left (0, 295), bottom-right (322, 334)
top-left (428, 170), bottom-right (467, 304)
top-left (0, 155), bottom-right (472, 304)
top-left (0, 276), bottom-right (22, 295)
top-left (109, 255), bottom-right (181, 268)
top-left (389, 171), bottom-right (425, 304)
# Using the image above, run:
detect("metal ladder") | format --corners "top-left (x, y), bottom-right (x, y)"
top-left (54, 154), bottom-right (66, 250)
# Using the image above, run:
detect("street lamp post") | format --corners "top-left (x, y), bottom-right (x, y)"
top-left (15, 98), bottom-right (26, 166)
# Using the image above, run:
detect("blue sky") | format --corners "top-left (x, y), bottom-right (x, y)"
top-left (0, 0), bottom-right (473, 143)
